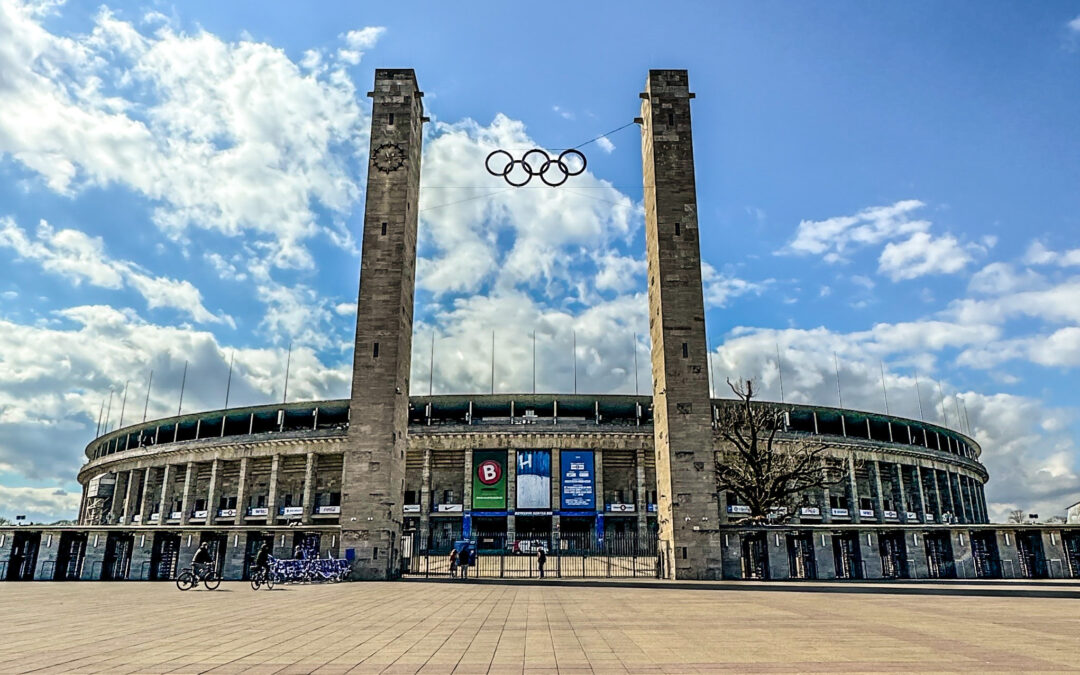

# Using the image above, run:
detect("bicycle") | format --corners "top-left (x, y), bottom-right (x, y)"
top-left (249, 565), bottom-right (275, 590)
top-left (176, 563), bottom-right (221, 591)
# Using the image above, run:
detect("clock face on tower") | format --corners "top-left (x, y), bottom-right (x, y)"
top-left (373, 143), bottom-right (405, 173)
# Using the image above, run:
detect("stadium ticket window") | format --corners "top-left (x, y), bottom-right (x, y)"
top-left (971, 531), bottom-right (1001, 578)
top-left (200, 532), bottom-right (228, 576)
top-left (55, 532), bottom-right (88, 580)
top-left (1064, 532), bottom-right (1080, 578)
top-left (1016, 532), bottom-right (1048, 579)
top-left (878, 531), bottom-right (908, 579)
top-left (150, 532), bottom-right (181, 580)
top-left (833, 532), bottom-right (863, 579)
top-left (787, 532), bottom-right (817, 579)
top-left (740, 532), bottom-right (769, 579)
top-left (103, 532), bottom-right (133, 580)
top-left (516, 515), bottom-right (552, 550)
top-left (6, 531), bottom-right (40, 580)
top-left (925, 532), bottom-right (955, 579)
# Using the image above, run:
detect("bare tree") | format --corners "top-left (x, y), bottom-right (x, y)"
top-left (715, 379), bottom-right (849, 523)
top-left (1007, 509), bottom-right (1025, 524)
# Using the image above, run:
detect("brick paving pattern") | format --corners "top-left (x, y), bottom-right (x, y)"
top-left (1, 580), bottom-right (1079, 673)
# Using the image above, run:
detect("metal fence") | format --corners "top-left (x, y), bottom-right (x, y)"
top-left (403, 531), bottom-right (659, 579)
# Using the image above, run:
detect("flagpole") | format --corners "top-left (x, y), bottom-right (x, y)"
top-left (776, 342), bottom-right (785, 404)
top-left (118, 380), bottom-right (129, 429)
top-left (833, 352), bottom-right (843, 408)
top-left (177, 361), bottom-right (188, 416)
top-left (880, 361), bottom-right (889, 415)
top-left (142, 370), bottom-right (153, 422)
top-left (429, 332), bottom-right (435, 396)
top-left (224, 350), bottom-right (235, 409)
top-left (914, 372), bottom-right (925, 420)
top-left (282, 342), bottom-right (292, 404)
top-left (633, 332), bottom-right (639, 396)
top-left (572, 329), bottom-right (578, 395)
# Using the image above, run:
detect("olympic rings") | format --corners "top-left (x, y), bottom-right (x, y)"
top-left (485, 148), bottom-right (587, 187)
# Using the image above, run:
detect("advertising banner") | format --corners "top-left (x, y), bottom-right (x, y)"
top-left (560, 450), bottom-right (595, 510)
top-left (516, 450), bottom-right (551, 510)
top-left (472, 450), bottom-right (507, 510)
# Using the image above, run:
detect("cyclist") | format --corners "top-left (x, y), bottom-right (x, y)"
top-left (192, 542), bottom-right (214, 582)
top-left (252, 543), bottom-right (271, 581)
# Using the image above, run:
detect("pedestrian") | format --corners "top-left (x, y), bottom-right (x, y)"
top-left (460, 545), bottom-right (470, 579)
top-left (449, 548), bottom-right (458, 578)
top-left (293, 544), bottom-right (303, 560)
top-left (537, 546), bottom-right (547, 579)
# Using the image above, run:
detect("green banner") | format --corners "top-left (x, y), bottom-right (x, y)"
top-left (472, 450), bottom-right (507, 510)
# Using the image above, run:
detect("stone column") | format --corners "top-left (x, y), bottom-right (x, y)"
top-left (179, 462), bottom-right (194, 525)
top-left (419, 447), bottom-right (432, 548)
top-left (122, 469), bottom-right (137, 524)
top-left (942, 469), bottom-right (957, 522)
top-left (953, 473), bottom-right (968, 524)
top-left (302, 452), bottom-right (316, 524)
top-left (914, 464), bottom-right (928, 523)
top-left (137, 468), bottom-right (154, 525)
top-left (847, 455), bottom-right (861, 523)
top-left (506, 448), bottom-right (516, 545)
top-left (205, 459), bottom-right (220, 526)
top-left (266, 454), bottom-right (280, 524)
top-left (109, 471), bottom-right (128, 524)
top-left (895, 463), bottom-right (909, 522)
top-left (462, 448), bottom-right (473, 537)
top-left (930, 467), bottom-right (945, 522)
top-left (871, 460), bottom-right (886, 523)
top-left (234, 457), bottom-right (249, 525)
top-left (635, 446), bottom-right (648, 540)
top-left (157, 462), bottom-right (171, 527)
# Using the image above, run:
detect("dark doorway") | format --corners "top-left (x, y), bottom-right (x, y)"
top-left (6, 531), bottom-right (40, 580)
top-left (971, 531), bottom-right (1000, 578)
top-left (925, 532), bottom-right (955, 579)
top-left (787, 532), bottom-right (816, 579)
top-left (293, 531), bottom-right (321, 559)
top-left (244, 532), bottom-right (274, 580)
top-left (833, 532), bottom-right (863, 579)
top-left (103, 532), bottom-right (134, 580)
top-left (55, 532), bottom-right (87, 580)
top-left (878, 531), bottom-right (908, 579)
top-left (150, 533), bottom-right (181, 580)
top-left (1017, 531), bottom-right (1048, 579)
top-left (200, 532), bottom-right (228, 576)
top-left (741, 532), bottom-right (769, 579)
top-left (1064, 532), bottom-right (1080, 578)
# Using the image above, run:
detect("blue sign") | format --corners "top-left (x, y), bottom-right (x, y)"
top-left (560, 450), bottom-right (595, 510)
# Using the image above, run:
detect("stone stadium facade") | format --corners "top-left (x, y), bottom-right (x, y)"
top-left (2, 69), bottom-right (1078, 583)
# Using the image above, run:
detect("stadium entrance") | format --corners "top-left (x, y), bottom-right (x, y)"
top-left (401, 530), bottom-right (659, 579)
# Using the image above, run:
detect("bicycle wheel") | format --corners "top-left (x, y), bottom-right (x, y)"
top-left (265, 572), bottom-right (274, 590)
top-left (203, 572), bottom-right (221, 590)
top-left (176, 571), bottom-right (195, 591)
top-left (250, 573), bottom-right (261, 591)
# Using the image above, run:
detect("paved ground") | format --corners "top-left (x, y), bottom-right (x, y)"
top-left (2, 579), bottom-right (1079, 674)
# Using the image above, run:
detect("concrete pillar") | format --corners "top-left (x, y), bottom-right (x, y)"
top-left (766, 530), bottom-right (790, 580)
top-left (340, 69), bottom-right (426, 580)
top-left (80, 531), bottom-right (108, 580)
top-left (266, 454), bottom-right (280, 525)
top-left (942, 469), bottom-right (957, 522)
top-left (109, 472), bottom-right (128, 525)
top-left (635, 446), bottom-right (648, 540)
top-left (302, 452), bottom-right (316, 524)
top-left (205, 459), bottom-right (220, 527)
top-left (1042, 530), bottom-right (1068, 579)
top-left (179, 462), bottom-right (194, 525)
top-left (871, 460), bottom-right (886, 523)
top-left (954, 473), bottom-right (969, 524)
top-left (914, 464), bottom-right (929, 523)
top-left (33, 531), bottom-right (61, 580)
top-left (506, 448), bottom-right (516, 545)
top-left (640, 69), bottom-right (718, 580)
top-left (720, 532), bottom-right (743, 579)
top-left (129, 531), bottom-right (153, 580)
top-left (137, 468), bottom-right (154, 525)
top-left (462, 448), bottom-right (473, 538)
top-left (812, 531), bottom-right (837, 580)
top-left (858, 530), bottom-right (883, 579)
top-left (996, 530), bottom-right (1021, 578)
top-left (907, 530), bottom-right (929, 579)
top-left (952, 529), bottom-right (975, 579)
top-left (894, 463), bottom-right (909, 522)
top-left (594, 448), bottom-right (604, 546)
top-left (122, 469), bottom-right (137, 524)
top-left (234, 457), bottom-right (248, 525)
top-left (420, 447), bottom-right (432, 548)
top-left (847, 455), bottom-right (861, 523)
top-left (157, 464), bottom-right (173, 525)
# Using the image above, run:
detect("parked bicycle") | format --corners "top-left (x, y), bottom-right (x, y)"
top-left (176, 562), bottom-right (220, 591)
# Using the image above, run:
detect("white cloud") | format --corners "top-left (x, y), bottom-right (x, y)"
top-left (968, 262), bottom-right (1045, 295)
top-left (342, 26), bottom-right (385, 51)
top-left (701, 262), bottom-right (765, 308)
top-left (0, 485), bottom-right (81, 522)
top-left (1023, 240), bottom-right (1080, 267)
top-left (595, 136), bottom-right (615, 153)
top-left (594, 252), bottom-right (645, 293)
top-left (0, 2), bottom-right (368, 272)
top-left (1070, 15), bottom-right (1080, 33)
top-left (779, 199), bottom-right (929, 263)
top-left (878, 231), bottom-right (974, 281)
top-left (0, 217), bottom-right (227, 324)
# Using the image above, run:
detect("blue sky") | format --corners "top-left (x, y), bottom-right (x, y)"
top-left (1, 0), bottom-right (1079, 522)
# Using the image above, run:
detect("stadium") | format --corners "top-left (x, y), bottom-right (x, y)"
top-left (2, 68), bottom-right (1078, 583)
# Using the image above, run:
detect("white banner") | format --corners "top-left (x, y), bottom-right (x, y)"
top-left (192, 510), bottom-right (207, 519)
top-left (282, 506), bottom-right (303, 516)
top-left (727, 505), bottom-right (751, 514)
top-left (402, 504), bottom-right (421, 513)
top-left (317, 505), bottom-right (341, 514)
top-left (906, 511), bottom-right (918, 521)
top-left (859, 509), bottom-right (875, 518)
top-left (884, 510), bottom-right (898, 519)
top-left (436, 503), bottom-right (462, 512)
top-left (169, 511), bottom-right (182, 519)
top-left (218, 508), bottom-right (236, 517)
top-left (799, 507), bottom-right (821, 516)
top-left (606, 503), bottom-right (636, 513)
top-left (248, 507), bottom-right (268, 517)
top-left (831, 508), bottom-right (849, 517)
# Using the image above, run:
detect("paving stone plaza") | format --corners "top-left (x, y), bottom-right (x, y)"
top-left (2, 580), bottom-right (1079, 673)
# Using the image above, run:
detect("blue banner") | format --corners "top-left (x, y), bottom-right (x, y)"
top-left (516, 450), bottom-right (551, 510)
top-left (560, 450), bottom-right (595, 510)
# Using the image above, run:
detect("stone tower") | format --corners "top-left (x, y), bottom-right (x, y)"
top-left (341, 69), bottom-right (425, 580)
top-left (639, 70), bottom-right (721, 579)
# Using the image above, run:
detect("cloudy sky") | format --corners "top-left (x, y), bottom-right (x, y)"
top-left (1, 0), bottom-right (1079, 523)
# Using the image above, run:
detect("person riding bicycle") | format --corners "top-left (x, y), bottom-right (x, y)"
top-left (252, 543), bottom-right (271, 579)
top-left (192, 542), bottom-right (214, 580)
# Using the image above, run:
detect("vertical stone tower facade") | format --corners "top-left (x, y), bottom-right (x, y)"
top-left (640, 70), bottom-right (721, 579)
top-left (342, 69), bottom-right (425, 580)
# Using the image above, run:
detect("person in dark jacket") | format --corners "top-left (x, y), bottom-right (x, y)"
top-left (192, 543), bottom-right (214, 580)
top-left (252, 544), bottom-right (271, 579)
top-left (537, 547), bottom-right (547, 579)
